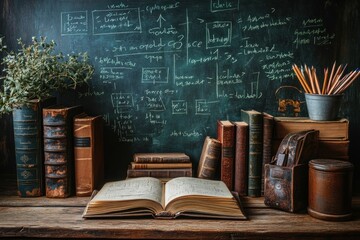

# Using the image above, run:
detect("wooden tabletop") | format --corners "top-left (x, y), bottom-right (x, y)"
top-left (0, 176), bottom-right (359, 240)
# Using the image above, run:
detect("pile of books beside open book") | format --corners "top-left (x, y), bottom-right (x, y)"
top-left (126, 153), bottom-right (193, 181)
top-left (198, 110), bottom-right (350, 198)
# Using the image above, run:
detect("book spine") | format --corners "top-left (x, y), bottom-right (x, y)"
top-left (127, 168), bottom-right (193, 178)
top-left (262, 114), bottom-right (274, 195)
top-left (43, 106), bottom-right (82, 198)
top-left (197, 136), bottom-right (221, 179)
top-left (74, 116), bottom-right (104, 197)
top-left (234, 123), bottom-right (248, 196)
top-left (133, 155), bottom-right (190, 163)
top-left (131, 162), bottom-right (192, 169)
top-left (217, 121), bottom-right (235, 190)
top-left (242, 112), bottom-right (263, 197)
top-left (12, 98), bottom-right (56, 197)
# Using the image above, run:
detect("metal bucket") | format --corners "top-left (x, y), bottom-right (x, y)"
top-left (305, 93), bottom-right (343, 121)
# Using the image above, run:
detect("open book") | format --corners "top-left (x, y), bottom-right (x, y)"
top-left (82, 177), bottom-right (247, 219)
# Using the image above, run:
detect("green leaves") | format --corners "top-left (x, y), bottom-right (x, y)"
top-left (0, 37), bottom-right (94, 114)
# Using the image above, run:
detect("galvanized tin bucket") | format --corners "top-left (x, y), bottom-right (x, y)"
top-left (305, 93), bottom-right (343, 121)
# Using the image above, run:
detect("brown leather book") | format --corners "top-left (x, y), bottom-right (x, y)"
top-left (233, 122), bottom-right (248, 196)
top-left (217, 120), bottom-right (235, 190)
top-left (273, 117), bottom-right (349, 141)
top-left (130, 162), bottom-right (192, 169)
top-left (43, 105), bottom-right (83, 198)
top-left (197, 136), bottom-right (221, 179)
top-left (133, 153), bottom-right (190, 163)
top-left (74, 114), bottom-right (104, 197)
top-left (127, 167), bottom-right (193, 178)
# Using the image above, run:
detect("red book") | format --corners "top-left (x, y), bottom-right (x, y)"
top-left (233, 121), bottom-right (249, 196)
top-left (217, 120), bottom-right (235, 190)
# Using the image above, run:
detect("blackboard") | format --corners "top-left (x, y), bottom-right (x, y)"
top-left (1, 0), bottom-right (359, 181)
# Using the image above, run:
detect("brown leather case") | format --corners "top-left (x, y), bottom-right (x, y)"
top-left (264, 130), bottom-right (319, 212)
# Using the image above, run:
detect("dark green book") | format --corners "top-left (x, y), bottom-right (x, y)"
top-left (43, 105), bottom-right (83, 198)
top-left (241, 110), bottom-right (263, 197)
top-left (12, 98), bottom-right (56, 197)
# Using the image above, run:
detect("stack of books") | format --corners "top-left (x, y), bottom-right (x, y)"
top-left (127, 153), bottom-right (193, 181)
top-left (272, 117), bottom-right (349, 160)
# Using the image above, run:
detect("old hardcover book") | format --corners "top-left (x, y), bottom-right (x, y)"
top-left (217, 120), bottom-right (235, 190)
top-left (127, 166), bottom-right (193, 178)
top-left (82, 177), bottom-right (247, 220)
top-left (262, 113), bottom-right (274, 195)
top-left (241, 110), bottom-right (263, 197)
top-left (133, 153), bottom-right (190, 163)
top-left (273, 117), bottom-right (349, 141)
top-left (197, 136), bottom-right (221, 179)
top-left (74, 114), bottom-right (104, 197)
top-left (130, 162), bottom-right (192, 169)
top-left (12, 98), bottom-right (56, 197)
top-left (233, 121), bottom-right (248, 196)
top-left (43, 105), bottom-right (83, 198)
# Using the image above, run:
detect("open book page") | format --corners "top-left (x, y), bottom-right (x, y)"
top-left (92, 177), bottom-right (163, 204)
top-left (164, 177), bottom-right (233, 206)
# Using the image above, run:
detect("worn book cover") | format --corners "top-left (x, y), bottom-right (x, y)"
top-left (127, 166), bottom-right (193, 178)
top-left (197, 136), bottom-right (221, 179)
top-left (83, 177), bottom-right (247, 220)
top-left (262, 113), bottom-right (274, 195)
top-left (233, 121), bottom-right (248, 196)
top-left (273, 117), bottom-right (349, 141)
top-left (217, 120), bottom-right (235, 190)
top-left (12, 97), bottom-right (56, 197)
top-left (130, 162), bottom-right (192, 169)
top-left (43, 105), bottom-right (83, 198)
top-left (133, 153), bottom-right (190, 163)
top-left (241, 110), bottom-right (263, 197)
top-left (74, 114), bottom-right (104, 197)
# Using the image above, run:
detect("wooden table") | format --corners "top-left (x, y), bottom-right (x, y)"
top-left (0, 177), bottom-right (359, 240)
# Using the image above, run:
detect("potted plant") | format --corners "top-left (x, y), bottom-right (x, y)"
top-left (0, 36), bottom-right (94, 197)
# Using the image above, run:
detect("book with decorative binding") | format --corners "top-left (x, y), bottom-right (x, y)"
top-left (82, 177), bottom-right (247, 220)
top-left (241, 110), bottom-right (263, 197)
top-left (197, 136), bottom-right (221, 179)
top-left (217, 120), bottom-right (235, 190)
top-left (127, 166), bottom-right (193, 179)
top-left (262, 113), bottom-right (274, 195)
top-left (12, 97), bottom-right (56, 197)
top-left (74, 114), bottom-right (104, 197)
top-left (43, 105), bottom-right (83, 198)
top-left (133, 153), bottom-right (190, 163)
top-left (233, 121), bottom-right (248, 196)
top-left (130, 162), bottom-right (192, 169)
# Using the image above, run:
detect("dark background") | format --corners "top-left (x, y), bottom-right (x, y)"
top-left (0, 0), bottom-right (359, 193)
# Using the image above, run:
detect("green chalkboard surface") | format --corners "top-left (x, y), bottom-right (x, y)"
top-left (1, 0), bottom-right (359, 181)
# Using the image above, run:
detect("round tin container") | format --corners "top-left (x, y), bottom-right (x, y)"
top-left (308, 159), bottom-right (353, 221)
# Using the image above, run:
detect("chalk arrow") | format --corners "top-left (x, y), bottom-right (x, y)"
top-left (157, 14), bottom-right (166, 28)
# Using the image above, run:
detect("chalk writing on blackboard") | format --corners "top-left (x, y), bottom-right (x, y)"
top-left (61, 11), bottom-right (88, 35)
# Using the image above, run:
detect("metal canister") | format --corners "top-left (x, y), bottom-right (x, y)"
top-left (308, 159), bottom-right (353, 221)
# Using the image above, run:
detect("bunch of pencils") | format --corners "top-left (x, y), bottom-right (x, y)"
top-left (292, 62), bottom-right (360, 95)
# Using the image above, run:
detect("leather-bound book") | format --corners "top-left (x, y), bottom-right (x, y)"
top-left (217, 120), bottom-right (235, 190)
top-left (133, 153), bottom-right (190, 163)
top-left (241, 110), bottom-right (263, 197)
top-left (127, 167), bottom-right (193, 179)
top-left (12, 97), bottom-right (56, 197)
top-left (74, 114), bottom-right (104, 197)
top-left (233, 121), bottom-right (249, 196)
top-left (43, 105), bottom-right (83, 198)
top-left (262, 113), bottom-right (274, 195)
top-left (197, 136), bottom-right (221, 179)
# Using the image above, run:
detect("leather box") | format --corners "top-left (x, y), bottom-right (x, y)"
top-left (264, 164), bottom-right (308, 212)
top-left (264, 129), bottom-right (319, 212)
